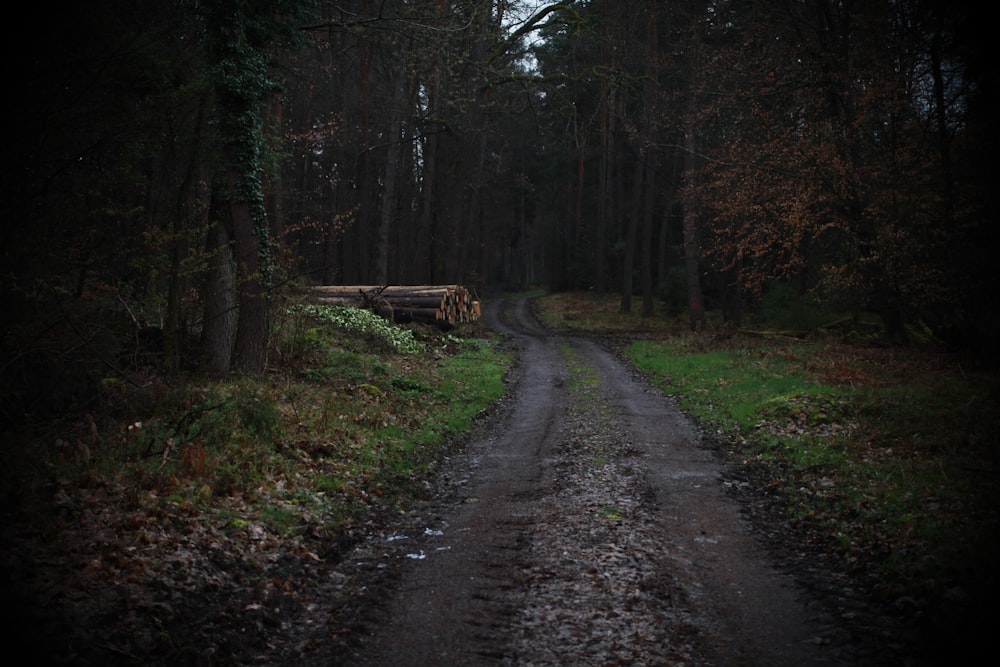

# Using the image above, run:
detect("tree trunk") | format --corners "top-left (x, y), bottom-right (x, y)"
top-left (641, 156), bottom-right (656, 318)
top-left (596, 77), bottom-right (610, 294)
top-left (620, 148), bottom-right (642, 314)
top-left (356, 33), bottom-right (375, 284)
top-left (595, 2), bottom-right (611, 294)
top-left (203, 0), bottom-right (274, 375)
top-left (416, 71), bottom-right (439, 285)
top-left (201, 193), bottom-right (237, 375)
top-left (681, 101), bottom-right (704, 328)
top-left (376, 66), bottom-right (407, 285)
top-left (229, 185), bottom-right (270, 375)
top-left (266, 92), bottom-right (285, 247)
top-left (681, 8), bottom-right (705, 332)
top-left (682, 117), bottom-right (704, 331)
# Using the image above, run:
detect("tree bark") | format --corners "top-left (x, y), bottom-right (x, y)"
top-left (201, 193), bottom-right (237, 375)
top-left (229, 185), bottom-right (270, 375)
top-left (620, 148), bottom-right (642, 314)
top-left (682, 114), bottom-right (704, 331)
top-left (681, 14), bottom-right (705, 332)
top-left (202, 0), bottom-right (276, 375)
top-left (641, 155), bottom-right (657, 318)
top-left (376, 66), bottom-right (408, 285)
top-left (640, 8), bottom-right (659, 318)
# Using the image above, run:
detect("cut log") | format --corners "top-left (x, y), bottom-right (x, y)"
top-left (308, 285), bottom-right (481, 327)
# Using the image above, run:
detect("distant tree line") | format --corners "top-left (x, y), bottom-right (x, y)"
top-left (528, 0), bottom-right (994, 347)
top-left (2, 0), bottom-right (994, 410)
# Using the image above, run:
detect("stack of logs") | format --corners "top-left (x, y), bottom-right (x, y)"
top-left (310, 285), bottom-right (481, 329)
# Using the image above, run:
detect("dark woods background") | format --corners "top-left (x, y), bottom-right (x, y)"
top-left (3, 0), bottom-right (996, 418)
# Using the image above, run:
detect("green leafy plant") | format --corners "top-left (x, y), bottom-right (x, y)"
top-left (291, 304), bottom-right (425, 354)
top-left (626, 334), bottom-right (999, 624)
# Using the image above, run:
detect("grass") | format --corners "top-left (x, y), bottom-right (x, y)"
top-left (5, 288), bottom-right (997, 659)
top-left (537, 290), bottom-right (999, 644)
top-left (627, 336), bottom-right (999, 582)
top-left (2, 304), bottom-right (511, 558)
top-left (535, 291), bottom-right (681, 335)
top-left (561, 343), bottom-right (600, 392)
top-left (267, 322), bottom-right (510, 511)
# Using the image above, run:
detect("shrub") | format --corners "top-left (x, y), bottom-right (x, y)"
top-left (291, 304), bottom-right (425, 354)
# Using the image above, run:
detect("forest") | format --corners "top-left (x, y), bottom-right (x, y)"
top-left (2, 0), bottom-right (996, 400)
top-left (2, 3), bottom-right (997, 663)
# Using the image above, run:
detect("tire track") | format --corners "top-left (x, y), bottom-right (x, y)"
top-left (337, 296), bottom-right (858, 666)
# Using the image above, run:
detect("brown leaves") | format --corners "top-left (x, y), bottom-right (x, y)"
top-left (180, 442), bottom-right (208, 477)
top-left (682, 0), bottom-right (964, 319)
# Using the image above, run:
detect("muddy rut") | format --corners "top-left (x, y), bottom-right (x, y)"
top-left (323, 296), bottom-right (873, 666)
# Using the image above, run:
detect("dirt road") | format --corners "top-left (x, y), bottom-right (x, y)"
top-left (315, 296), bottom-right (897, 666)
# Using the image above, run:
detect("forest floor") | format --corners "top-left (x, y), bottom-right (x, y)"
top-left (0, 295), bottom-right (986, 666)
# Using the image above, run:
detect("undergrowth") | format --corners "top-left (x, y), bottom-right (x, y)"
top-left (626, 336), bottom-right (999, 640)
top-left (537, 290), bottom-right (999, 652)
top-left (2, 305), bottom-right (510, 550)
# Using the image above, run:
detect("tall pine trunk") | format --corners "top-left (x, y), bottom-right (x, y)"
top-left (682, 104), bottom-right (704, 331)
top-left (376, 67), bottom-right (407, 285)
top-left (229, 191), bottom-right (270, 374)
top-left (640, 10), bottom-right (659, 318)
top-left (620, 149), bottom-right (642, 313)
top-left (681, 8), bottom-right (705, 331)
top-left (203, 0), bottom-right (275, 375)
top-left (640, 156), bottom-right (656, 318)
top-left (201, 192), bottom-right (237, 375)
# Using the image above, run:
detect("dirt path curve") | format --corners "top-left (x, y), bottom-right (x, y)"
top-left (330, 296), bottom-right (862, 666)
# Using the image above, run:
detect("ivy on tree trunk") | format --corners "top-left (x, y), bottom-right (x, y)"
top-left (203, 0), bottom-right (278, 376)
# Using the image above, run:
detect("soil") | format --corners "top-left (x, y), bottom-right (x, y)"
top-left (1, 295), bottom-right (935, 666)
top-left (272, 296), bottom-right (925, 666)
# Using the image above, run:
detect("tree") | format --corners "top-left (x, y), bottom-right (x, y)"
top-left (201, 0), bottom-right (308, 374)
top-left (4, 0), bottom-right (994, 403)
top-left (666, 0), bottom-right (992, 343)
top-left (3, 1), bottom-right (218, 390)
